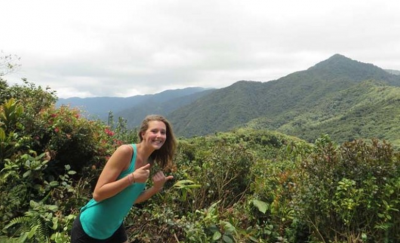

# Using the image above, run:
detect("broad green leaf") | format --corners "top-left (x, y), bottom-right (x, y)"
top-left (252, 199), bottom-right (269, 214)
top-left (362, 233), bottom-right (367, 241)
top-left (23, 170), bottom-right (31, 178)
top-left (222, 235), bottom-right (234, 243)
top-left (52, 217), bottom-right (58, 230)
top-left (19, 232), bottom-right (28, 242)
top-left (28, 225), bottom-right (39, 239)
top-left (50, 181), bottom-right (59, 187)
top-left (248, 236), bottom-right (258, 242)
top-left (213, 231), bottom-right (222, 241)
top-left (173, 180), bottom-right (201, 189)
top-left (30, 200), bottom-right (39, 208)
top-left (48, 205), bottom-right (59, 211)
top-left (222, 221), bottom-right (236, 233)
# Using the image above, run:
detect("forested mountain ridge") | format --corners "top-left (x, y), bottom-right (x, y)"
top-left (169, 81), bottom-right (266, 137)
top-left (56, 87), bottom-right (210, 120)
top-left (113, 88), bottom-right (215, 128)
top-left (247, 79), bottom-right (400, 146)
top-left (168, 54), bottom-right (400, 147)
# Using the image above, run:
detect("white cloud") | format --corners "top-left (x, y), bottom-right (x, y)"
top-left (2, 0), bottom-right (400, 98)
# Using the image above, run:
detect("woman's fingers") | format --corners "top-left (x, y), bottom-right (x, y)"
top-left (153, 171), bottom-right (173, 188)
top-left (133, 163), bottom-right (151, 182)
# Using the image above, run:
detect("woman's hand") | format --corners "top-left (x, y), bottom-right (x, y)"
top-left (133, 170), bottom-right (174, 204)
top-left (152, 171), bottom-right (173, 191)
top-left (132, 163), bottom-right (151, 183)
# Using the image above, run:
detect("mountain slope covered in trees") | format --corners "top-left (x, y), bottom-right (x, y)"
top-left (56, 87), bottom-right (210, 120)
top-left (168, 54), bottom-right (400, 147)
top-left (247, 80), bottom-right (400, 146)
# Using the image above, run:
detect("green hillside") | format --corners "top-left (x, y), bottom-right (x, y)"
top-left (248, 80), bottom-right (400, 147)
top-left (169, 54), bottom-right (400, 148)
top-left (169, 81), bottom-right (265, 137)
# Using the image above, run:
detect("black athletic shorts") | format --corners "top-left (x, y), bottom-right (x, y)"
top-left (70, 214), bottom-right (128, 243)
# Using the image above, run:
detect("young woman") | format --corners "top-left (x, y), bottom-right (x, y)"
top-left (71, 115), bottom-right (177, 243)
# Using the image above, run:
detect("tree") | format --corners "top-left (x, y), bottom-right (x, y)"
top-left (0, 51), bottom-right (20, 77)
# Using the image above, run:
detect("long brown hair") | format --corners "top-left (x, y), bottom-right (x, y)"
top-left (138, 115), bottom-right (177, 170)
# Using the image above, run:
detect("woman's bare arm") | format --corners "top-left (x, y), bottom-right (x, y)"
top-left (92, 145), bottom-right (132, 202)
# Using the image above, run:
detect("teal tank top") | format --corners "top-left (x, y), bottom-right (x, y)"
top-left (80, 144), bottom-right (146, 239)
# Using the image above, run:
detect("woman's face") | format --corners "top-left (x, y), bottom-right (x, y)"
top-left (142, 120), bottom-right (167, 150)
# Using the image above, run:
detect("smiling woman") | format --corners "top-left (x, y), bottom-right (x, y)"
top-left (71, 114), bottom-right (177, 243)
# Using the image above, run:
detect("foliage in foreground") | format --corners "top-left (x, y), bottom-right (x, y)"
top-left (1, 80), bottom-right (399, 242)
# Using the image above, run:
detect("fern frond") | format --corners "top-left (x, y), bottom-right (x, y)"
top-left (37, 219), bottom-right (50, 241)
top-left (4, 216), bottom-right (30, 229)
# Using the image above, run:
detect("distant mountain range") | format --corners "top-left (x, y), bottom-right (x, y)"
top-left (57, 54), bottom-right (400, 148)
top-left (57, 87), bottom-right (213, 121)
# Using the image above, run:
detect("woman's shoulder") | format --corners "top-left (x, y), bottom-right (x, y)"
top-left (115, 144), bottom-right (134, 156)
top-left (111, 144), bottom-right (135, 170)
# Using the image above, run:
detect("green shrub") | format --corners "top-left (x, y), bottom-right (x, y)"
top-left (296, 136), bottom-right (400, 242)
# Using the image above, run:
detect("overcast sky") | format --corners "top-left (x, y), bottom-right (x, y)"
top-left (2, 0), bottom-right (400, 98)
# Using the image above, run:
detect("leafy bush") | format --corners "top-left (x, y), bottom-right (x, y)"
top-left (296, 135), bottom-right (400, 242)
top-left (0, 81), bottom-right (110, 241)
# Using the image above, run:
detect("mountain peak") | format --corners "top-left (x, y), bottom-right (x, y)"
top-left (294, 53), bottom-right (400, 87)
top-left (328, 53), bottom-right (350, 60)
top-left (308, 54), bottom-right (356, 70)
top-left (306, 53), bottom-right (396, 81)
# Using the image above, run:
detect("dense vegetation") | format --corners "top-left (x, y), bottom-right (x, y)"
top-left (1, 78), bottom-right (399, 242)
top-left (248, 80), bottom-right (400, 148)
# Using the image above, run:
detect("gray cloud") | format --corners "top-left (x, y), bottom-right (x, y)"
top-left (2, 0), bottom-right (400, 98)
